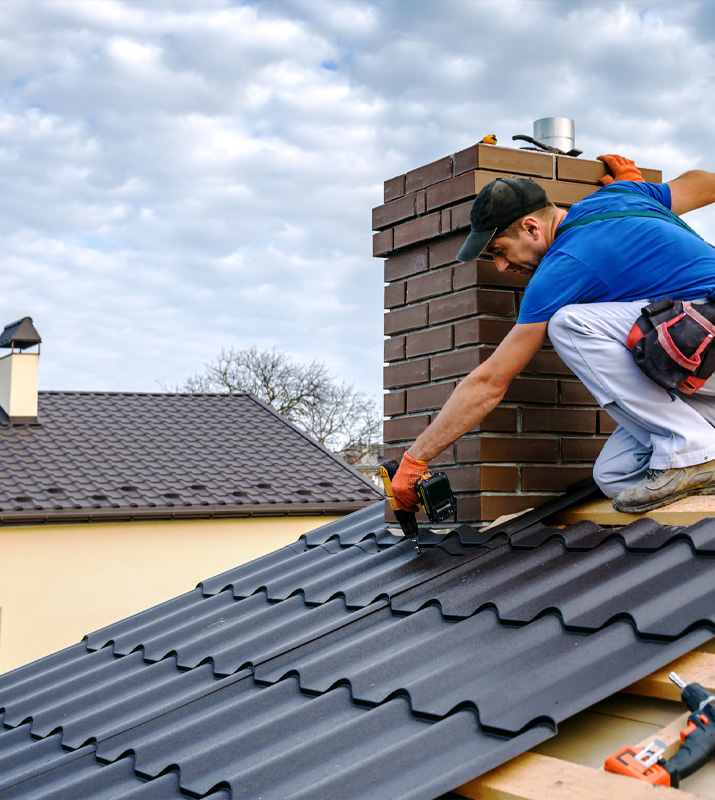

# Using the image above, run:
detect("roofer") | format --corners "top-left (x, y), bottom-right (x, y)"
top-left (391, 154), bottom-right (715, 515)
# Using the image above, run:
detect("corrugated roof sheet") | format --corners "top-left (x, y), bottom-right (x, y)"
top-left (0, 392), bottom-right (380, 522)
top-left (1, 501), bottom-right (714, 799)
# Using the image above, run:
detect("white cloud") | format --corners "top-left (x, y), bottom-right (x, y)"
top-left (0, 0), bottom-right (713, 406)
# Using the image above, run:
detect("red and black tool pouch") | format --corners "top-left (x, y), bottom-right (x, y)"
top-left (627, 297), bottom-right (715, 394)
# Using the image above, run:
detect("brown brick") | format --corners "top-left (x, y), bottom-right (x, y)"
top-left (384, 248), bottom-right (428, 282)
top-left (405, 156), bottom-right (452, 193)
top-left (531, 177), bottom-right (597, 207)
top-left (455, 495), bottom-right (482, 521)
top-left (431, 445), bottom-right (456, 467)
top-left (450, 199), bottom-right (472, 231)
top-left (598, 409), bottom-right (618, 434)
top-left (472, 406), bottom-right (518, 433)
top-left (384, 303), bottom-right (428, 336)
top-left (373, 228), bottom-right (394, 257)
top-left (443, 466), bottom-right (481, 492)
top-left (503, 377), bottom-right (558, 404)
top-left (426, 171), bottom-right (477, 211)
top-left (406, 326), bottom-right (454, 358)
top-left (384, 175), bottom-right (405, 202)
top-left (559, 380), bottom-right (596, 405)
top-left (384, 391), bottom-right (406, 416)
top-left (521, 408), bottom-right (596, 434)
top-left (523, 349), bottom-right (574, 376)
top-left (429, 235), bottom-right (463, 268)
top-left (444, 464), bottom-right (521, 494)
top-left (475, 258), bottom-right (530, 289)
top-left (384, 359), bottom-right (430, 389)
top-left (521, 465), bottom-right (594, 491)
top-left (384, 282), bottom-right (406, 309)
top-left (383, 445), bottom-right (405, 462)
top-left (638, 168), bottom-right (662, 183)
top-left (456, 436), bottom-right (559, 463)
top-left (407, 381), bottom-right (455, 412)
top-left (561, 437), bottom-right (608, 462)
top-left (480, 465), bottom-right (519, 491)
top-left (454, 318), bottom-right (515, 346)
top-left (453, 261), bottom-right (476, 290)
top-left (384, 336), bottom-right (405, 362)
top-left (393, 212), bottom-right (442, 250)
top-left (440, 208), bottom-right (451, 233)
top-left (429, 289), bottom-right (478, 324)
top-left (475, 288), bottom-right (515, 315)
top-left (556, 156), bottom-right (662, 185)
top-left (383, 414), bottom-right (430, 443)
top-left (372, 194), bottom-right (417, 231)
top-left (455, 143), bottom-right (555, 179)
top-left (406, 269), bottom-right (452, 303)
top-left (480, 493), bottom-right (559, 521)
top-left (430, 348), bottom-right (481, 380)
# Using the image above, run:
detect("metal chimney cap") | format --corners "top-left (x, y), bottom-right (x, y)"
top-left (0, 317), bottom-right (42, 350)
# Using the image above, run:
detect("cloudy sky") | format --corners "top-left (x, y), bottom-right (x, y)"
top-left (1, 0), bottom-right (714, 404)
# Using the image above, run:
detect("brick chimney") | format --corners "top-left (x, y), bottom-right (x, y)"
top-left (0, 317), bottom-right (42, 423)
top-left (374, 143), bottom-right (661, 525)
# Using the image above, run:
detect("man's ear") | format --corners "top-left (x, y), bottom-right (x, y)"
top-left (521, 216), bottom-right (542, 240)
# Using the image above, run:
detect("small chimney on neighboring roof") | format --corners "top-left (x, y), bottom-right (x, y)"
top-left (0, 317), bottom-right (41, 423)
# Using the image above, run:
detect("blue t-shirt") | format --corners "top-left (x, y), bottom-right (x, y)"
top-left (517, 181), bottom-right (715, 323)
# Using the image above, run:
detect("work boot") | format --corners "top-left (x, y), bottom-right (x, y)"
top-left (613, 459), bottom-right (715, 513)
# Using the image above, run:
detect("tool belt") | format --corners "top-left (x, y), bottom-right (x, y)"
top-left (626, 297), bottom-right (715, 394)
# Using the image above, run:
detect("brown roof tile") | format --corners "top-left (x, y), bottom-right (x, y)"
top-left (0, 392), bottom-right (381, 524)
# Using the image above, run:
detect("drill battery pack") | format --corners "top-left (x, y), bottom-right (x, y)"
top-left (416, 472), bottom-right (456, 523)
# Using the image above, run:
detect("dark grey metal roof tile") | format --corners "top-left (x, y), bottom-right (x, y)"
top-left (4, 507), bottom-right (715, 800)
top-left (198, 541), bottom-right (309, 597)
top-left (86, 589), bottom-right (209, 652)
top-left (253, 606), bottom-right (712, 731)
top-left (2, 652), bottom-right (220, 751)
top-left (0, 741), bottom-right (226, 800)
top-left (0, 727), bottom-right (70, 793)
top-left (95, 674), bottom-right (552, 800)
top-left (300, 502), bottom-right (386, 547)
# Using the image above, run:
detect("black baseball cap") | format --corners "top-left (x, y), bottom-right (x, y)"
top-left (456, 177), bottom-right (550, 262)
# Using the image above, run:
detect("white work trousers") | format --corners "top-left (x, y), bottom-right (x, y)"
top-left (547, 301), bottom-right (715, 498)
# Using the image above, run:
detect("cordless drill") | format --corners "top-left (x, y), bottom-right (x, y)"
top-left (604, 671), bottom-right (715, 787)
top-left (379, 459), bottom-right (456, 553)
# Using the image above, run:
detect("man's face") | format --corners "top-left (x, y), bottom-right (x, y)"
top-left (484, 227), bottom-right (547, 276)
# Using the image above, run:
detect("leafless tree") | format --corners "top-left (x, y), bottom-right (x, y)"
top-left (170, 346), bottom-right (382, 465)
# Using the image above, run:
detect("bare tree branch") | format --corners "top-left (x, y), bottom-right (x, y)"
top-left (165, 347), bottom-right (383, 465)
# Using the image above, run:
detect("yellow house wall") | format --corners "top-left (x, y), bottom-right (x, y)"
top-left (0, 515), bottom-right (338, 675)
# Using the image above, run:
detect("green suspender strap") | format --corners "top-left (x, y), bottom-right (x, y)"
top-left (554, 185), bottom-right (704, 241)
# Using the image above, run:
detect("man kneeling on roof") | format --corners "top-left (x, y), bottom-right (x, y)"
top-left (391, 154), bottom-right (715, 515)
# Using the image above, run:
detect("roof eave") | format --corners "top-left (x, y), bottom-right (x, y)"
top-left (0, 500), bottom-right (376, 527)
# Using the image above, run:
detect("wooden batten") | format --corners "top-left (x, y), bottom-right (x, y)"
top-left (454, 650), bottom-right (715, 800)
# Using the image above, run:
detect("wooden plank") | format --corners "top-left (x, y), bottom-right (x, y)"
top-left (556, 494), bottom-right (715, 526)
top-left (626, 651), bottom-right (715, 701)
top-left (453, 752), bottom-right (708, 799)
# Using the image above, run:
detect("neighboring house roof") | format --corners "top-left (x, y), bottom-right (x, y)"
top-left (0, 392), bottom-right (380, 524)
top-left (2, 497), bottom-right (714, 799)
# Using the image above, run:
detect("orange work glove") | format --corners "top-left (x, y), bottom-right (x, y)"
top-left (391, 452), bottom-right (429, 512)
top-left (597, 154), bottom-right (645, 185)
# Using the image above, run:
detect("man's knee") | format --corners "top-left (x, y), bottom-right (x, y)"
top-left (592, 458), bottom-right (620, 499)
top-left (593, 427), bottom-right (651, 498)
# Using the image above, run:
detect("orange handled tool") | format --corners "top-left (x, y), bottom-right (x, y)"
top-left (605, 671), bottom-right (715, 788)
